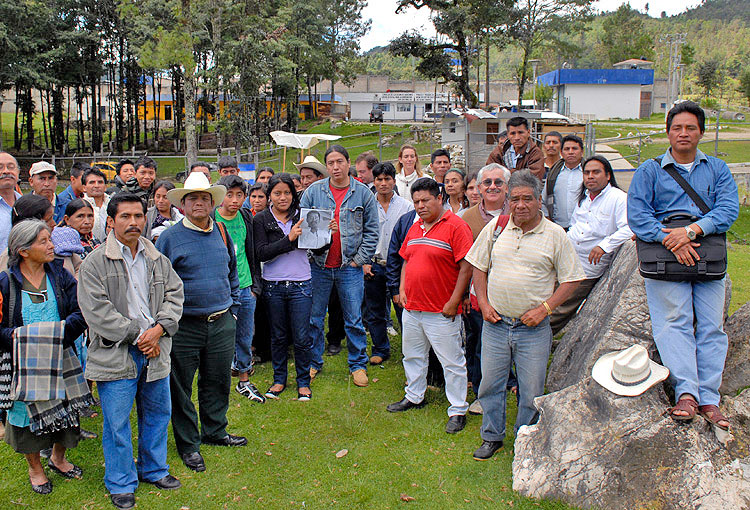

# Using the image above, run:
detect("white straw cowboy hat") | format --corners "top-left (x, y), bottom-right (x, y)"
top-left (294, 155), bottom-right (328, 177)
top-left (592, 344), bottom-right (669, 397)
top-left (167, 172), bottom-right (226, 208)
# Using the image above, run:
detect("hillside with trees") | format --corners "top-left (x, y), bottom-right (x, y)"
top-left (366, 0), bottom-right (750, 107)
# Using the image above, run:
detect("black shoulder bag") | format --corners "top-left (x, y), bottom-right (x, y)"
top-left (635, 159), bottom-right (727, 281)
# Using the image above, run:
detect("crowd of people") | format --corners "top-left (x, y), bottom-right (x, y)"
top-left (0, 101), bottom-right (739, 508)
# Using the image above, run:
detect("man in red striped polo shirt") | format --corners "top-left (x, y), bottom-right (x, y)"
top-left (387, 177), bottom-right (474, 434)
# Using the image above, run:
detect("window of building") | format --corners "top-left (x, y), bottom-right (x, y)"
top-left (372, 102), bottom-right (390, 112)
top-left (660, 103), bottom-right (667, 109)
top-left (397, 103), bottom-right (411, 112)
top-left (164, 105), bottom-right (173, 120)
top-left (449, 121), bottom-right (456, 134)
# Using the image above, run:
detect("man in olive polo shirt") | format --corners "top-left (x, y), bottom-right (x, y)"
top-left (465, 169), bottom-right (584, 460)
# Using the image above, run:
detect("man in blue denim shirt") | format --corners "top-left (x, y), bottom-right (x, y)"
top-left (628, 101), bottom-right (739, 430)
top-left (299, 145), bottom-right (379, 387)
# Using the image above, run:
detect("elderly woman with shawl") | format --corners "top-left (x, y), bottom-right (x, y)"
top-left (0, 220), bottom-right (90, 495)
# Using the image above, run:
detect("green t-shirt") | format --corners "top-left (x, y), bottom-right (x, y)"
top-left (216, 211), bottom-right (252, 289)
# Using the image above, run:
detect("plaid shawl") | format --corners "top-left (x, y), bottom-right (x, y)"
top-left (11, 321), bottom-right (95, 434)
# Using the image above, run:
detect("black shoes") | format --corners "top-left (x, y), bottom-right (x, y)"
top-left (473, 440), bottom-right (503, 460)
top-left (47, 459), bottom-right (83, 479)
top-left (139, 474), bottom-right (181, 490)
top-left (30, 478), bottom-right (53, 495)
top-left (445, 415), bottom-right (467, 434)
top-left (203, 434), bottom-right (248, 447)
top-left (79, 428), bottom-right (98, 440)
top-left (110, 492), bottom-right (135, 509)
top-left (386, 397), bottom-right (427, 412)
top-left (180, 451), bottom-right (206, 472)
top-left (326, 343), bottom-right (342, 356)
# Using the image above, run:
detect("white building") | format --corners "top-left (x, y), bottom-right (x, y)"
top-left (345, 92), bottom-right (451, 122)
top-left (538, 68), bottom-right (655, 120)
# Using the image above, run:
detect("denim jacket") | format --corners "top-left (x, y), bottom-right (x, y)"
top-left (627, 148), bottom-right (739, 243)
top-left (299, 177), bottom-right (379, 268)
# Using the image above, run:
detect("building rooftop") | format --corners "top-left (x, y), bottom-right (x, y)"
top-left (537, 68), bottom-right (654, 87)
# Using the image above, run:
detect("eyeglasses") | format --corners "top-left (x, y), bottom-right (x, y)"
top-left (481, 178), bottom-right (505, 187)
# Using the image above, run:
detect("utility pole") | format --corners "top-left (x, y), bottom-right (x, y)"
top-left (660, 33), bottom-right (686, 116)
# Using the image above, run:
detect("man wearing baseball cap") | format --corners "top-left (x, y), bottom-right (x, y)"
top-left (29, 161), bottom-right (65, 223)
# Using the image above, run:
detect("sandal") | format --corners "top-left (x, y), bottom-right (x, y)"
top-left (698, 404), bottom-right (730, 431)
top-left (48, 459), bottom-right (83, 479)
top-left (29, 478), bottom-right (52, 495)
top-left (668, 397), bottom-right (698, 422)
top-left (264, 385), bottom-right (285, 400)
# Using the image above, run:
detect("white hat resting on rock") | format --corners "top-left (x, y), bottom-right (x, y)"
top-left (167, 171), bottom-right (226, 208)
top-left (592, 344), bottom-right (669, 397)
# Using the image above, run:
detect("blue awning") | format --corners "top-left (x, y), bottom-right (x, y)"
top-left (537, 68), bottom-right (654, 87)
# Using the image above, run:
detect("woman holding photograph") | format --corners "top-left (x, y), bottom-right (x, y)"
top-left (253, 173), bottom-right (313, 401)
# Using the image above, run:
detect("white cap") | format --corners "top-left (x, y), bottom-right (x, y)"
top-left (29, 161), bottom-right (57, 177)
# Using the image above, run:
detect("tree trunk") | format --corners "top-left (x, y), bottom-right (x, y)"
top-left (91, 78), bottom-right (100, 152)
top-left (456, 35), bottom-right (478, 107)
top-left (142, 74), bottom-right (148, 148)
top-left (184, 69), bottom-right (198, 164)
top-left (53, 86), bottom-right (65, 154)
top-left (13, 84), bottom-right (20, 151)
top-left (517, 39), bottom-right (532, 108)
top-left (25, 87), bottom-right (34, 152)
top-left (40, 89), bottom-right (49, 149)
top-left (485, 42), bottom-right (490, 109)
top-left (155, 74), bottom-right (162, 146)
top-left (45, 89), bottom-right (54, 153)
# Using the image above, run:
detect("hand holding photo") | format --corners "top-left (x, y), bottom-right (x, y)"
top-left (299, 208), bottom-right (333, 249)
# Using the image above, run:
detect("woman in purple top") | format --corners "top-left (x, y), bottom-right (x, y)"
top-left (253, 173), bottom-right (313, 401)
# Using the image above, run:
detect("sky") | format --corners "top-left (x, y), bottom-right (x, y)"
top-left (359, 0), bottom-right (704, 51)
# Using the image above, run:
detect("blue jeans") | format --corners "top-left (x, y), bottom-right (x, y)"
top-left (310, 264), bottom-right (369, 371)
top-left (97, 345), bottom-right (171, 494)
top-left (264, 280), bottom-right (313, 388)
top-left (478, 316), bottom-right (552, 442)
top-left (644, 277), bottom-right (728, 405)
top-left (363, 263), bottom-right (390, 359)
top-left (232, 286), bottom-right (257, 374)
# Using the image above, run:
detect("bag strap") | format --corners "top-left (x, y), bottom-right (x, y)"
top-left (493, 214), bottom-right (510, 236)
top-left (654, 156), bottom-right (711, 215)
top-left (216, 220), bottom-right (229, 249)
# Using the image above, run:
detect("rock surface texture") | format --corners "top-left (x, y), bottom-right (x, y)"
top-left (512, 240), bottom-right (750, 510)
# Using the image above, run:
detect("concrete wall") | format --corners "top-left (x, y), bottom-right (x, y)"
top-left (563, 84), bottom-right (642, 120)
top-left (317, 75), bottom-right (521, 105)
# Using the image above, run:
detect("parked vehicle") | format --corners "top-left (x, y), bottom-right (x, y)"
top-left (369, 108), bottom-right (384, 123)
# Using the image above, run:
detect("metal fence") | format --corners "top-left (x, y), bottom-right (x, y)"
top-left (9, 117), bottom-right (749, 180)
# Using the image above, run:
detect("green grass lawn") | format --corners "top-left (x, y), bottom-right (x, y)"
top-left (0, 331), bottom-right (576, 510)
top-left (616, 140), bottom-right (750, 165)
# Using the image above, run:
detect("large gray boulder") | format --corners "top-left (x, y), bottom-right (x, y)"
top-left (513, 240), bottom-right (750, 509)
top-left (547, 241), bottom-right (732, 393)
top-left (721, 301), bottom-right (750, 397)
top-left (513, 381), bottom-right (750, 510)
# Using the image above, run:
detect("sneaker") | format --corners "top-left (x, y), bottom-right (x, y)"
top-left (468, 399), bottom-right (483, 415)
top-left (351, 369), bottom-right (368, 387)
top-left (236, 381), bottom-right (266, 403)
top-left (387, 326), bottom-right (398, 337)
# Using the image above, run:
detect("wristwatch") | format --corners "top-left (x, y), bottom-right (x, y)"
top-left (685, 226), bottom-right (697, 241)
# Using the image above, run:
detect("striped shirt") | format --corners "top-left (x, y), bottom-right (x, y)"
top-left (399, 210), bottom-right (473, 313)
top-left (465, 214), bottom-right (584, 319)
